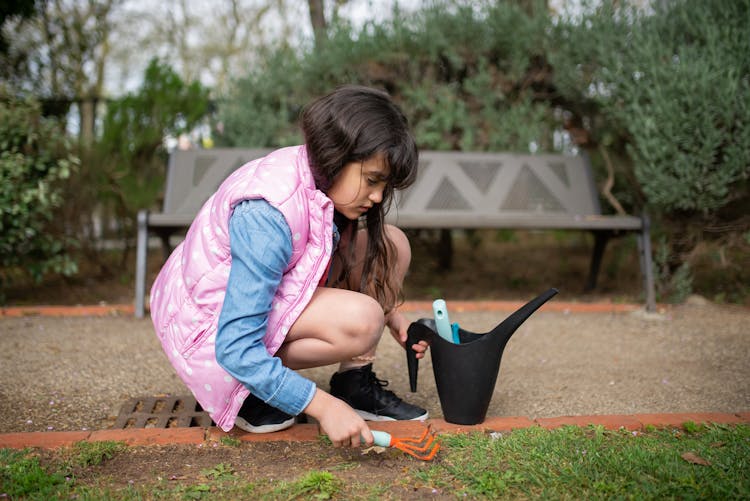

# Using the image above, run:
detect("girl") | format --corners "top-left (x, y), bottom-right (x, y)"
top-left (150, 85), bottom-right (428, 448)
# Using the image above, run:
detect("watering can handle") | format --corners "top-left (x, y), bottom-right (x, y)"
top-left (406, 322), bottom-right (434, 392)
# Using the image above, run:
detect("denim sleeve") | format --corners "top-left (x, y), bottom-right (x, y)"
top-left (216, 199), bottom-right (316, 416)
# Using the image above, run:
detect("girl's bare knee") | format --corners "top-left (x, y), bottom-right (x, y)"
top-left (347, 295), bottom-right (385, 354)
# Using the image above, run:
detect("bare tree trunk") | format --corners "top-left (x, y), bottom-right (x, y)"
top-left (79, 98), bottom-right (96, 145)
top-left (308, 0), bottom-right (327, 48)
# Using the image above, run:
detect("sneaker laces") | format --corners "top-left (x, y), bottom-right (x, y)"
top-left (364, 371), bottom-right (402, 408)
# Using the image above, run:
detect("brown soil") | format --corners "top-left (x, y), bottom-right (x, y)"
top-left (45, 441), bottom-right (439, 498)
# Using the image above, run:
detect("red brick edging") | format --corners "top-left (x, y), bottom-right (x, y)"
top-left (1, 412), bottom-right (747, 450)
top-left (0, 304), bottom-right (135, 317)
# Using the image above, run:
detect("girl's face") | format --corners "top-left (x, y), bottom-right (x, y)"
top-left (327, 154), bottom-right (390, 220)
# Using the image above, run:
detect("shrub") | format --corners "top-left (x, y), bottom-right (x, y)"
top-left (549, 0), bottom-right (750, 295)
top-left (0, 93), bottom-right (79, 293)
top-left (551, 0), bottom-right (750, 210)
top-left (216, 2), bottom-right (556, 153)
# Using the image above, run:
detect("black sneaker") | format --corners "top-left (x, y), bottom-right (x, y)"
top-left (234, 393), bottom-right (295, 433)
top-left (329, 364), bottom-right (428, 421)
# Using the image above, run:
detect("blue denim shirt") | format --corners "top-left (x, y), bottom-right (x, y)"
top-left (216, 199), bottom-right (317, 416)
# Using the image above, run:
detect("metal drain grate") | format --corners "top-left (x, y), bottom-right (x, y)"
top-left (113, 395), bottom-right (213, 429)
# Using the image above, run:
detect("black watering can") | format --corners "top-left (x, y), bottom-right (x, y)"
top-left (406, 288), bottom-right (558, 425)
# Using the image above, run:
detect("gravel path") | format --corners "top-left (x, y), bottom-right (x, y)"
top-left (1, 300), bottom-right (748, 433)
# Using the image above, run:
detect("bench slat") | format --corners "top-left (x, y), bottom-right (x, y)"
top-left (385, 212), bottom-right (643, 230)
top-left (147, 214), bottom-right (197, 226)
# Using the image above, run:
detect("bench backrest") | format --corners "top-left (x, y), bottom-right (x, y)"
top-left (389, 151), bottom-right (601, 228)
top-left (160, 148), bottom-right (601, 225)
top-left (161, 148), bottom-right (272, 217)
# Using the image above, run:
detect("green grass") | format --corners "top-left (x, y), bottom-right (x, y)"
top-left (0, 448), bottom-right (70, 499)
top-left (0, 441), bottom-right (127, 499)
top-left (416, 424), bottom-right (750, 499)
top-left (69, 440), bottom-right (127, 468)
top-left (2, 425), bottom-right (748, 499)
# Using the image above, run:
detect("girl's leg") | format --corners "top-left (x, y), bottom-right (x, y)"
top-left (278, 225), bottom-right (426, 422)
top-left (277, 224), bottom-right (411, 370)
top-left (336, 225), bottom-right (411, 371)
top-left (276, 287), bottom-right (384, 370)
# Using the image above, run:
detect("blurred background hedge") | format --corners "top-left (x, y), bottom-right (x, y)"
top-left (1, 0), bottom-right (748, 303)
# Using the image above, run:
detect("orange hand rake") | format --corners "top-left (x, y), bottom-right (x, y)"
top-left (369, 425), bottom-right (440, 461)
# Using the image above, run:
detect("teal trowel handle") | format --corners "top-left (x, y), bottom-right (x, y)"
top-left (433, 299), bottom-right (460, 343)
top-left (432, 299), bottom-right (455, 343)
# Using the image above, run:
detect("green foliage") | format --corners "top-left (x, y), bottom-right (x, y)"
top-left (0, 94), bottom-right (79, 291)
top-left (396, 2), bottom-right (552, 151)
top-left (213, 0), bottom-right (749, 301)
top-left (57, 56), bottom-right (213, 263)
top-left (550, 0), bottom-right (750, 215)
top-left (95, 58), bottom-right (211, 222)
top-left (622, 1), bottom-right (748, 214)
top-left (3, 425), bottom-right (748, 498)
top-left (219, 435), bottom-right (242, 447)
top-left (218, 46), bottom-right (305, 147)
top-left (200, 462), bottom-right (235, 480)
top-left (2, 0), bottom-right (739, 303)
top-left (217, 1), bottom-right (555, 153)
top-left (546, 0), bottom-right (750, 298)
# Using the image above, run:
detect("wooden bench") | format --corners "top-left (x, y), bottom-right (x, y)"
top-left (135, 149), bottom-right (656, 317)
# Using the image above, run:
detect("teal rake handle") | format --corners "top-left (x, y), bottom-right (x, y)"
top-left (371, 430), bottom-right (392, 447)
top-left (361, 427), bottom-right (441, 461)
top-left (360, 430), bottom-right (392, 447)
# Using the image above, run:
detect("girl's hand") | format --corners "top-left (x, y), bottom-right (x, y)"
top-left (385, 309), bottom-right (430, 360)
top-left (304, 389), bottom-right (373, 447)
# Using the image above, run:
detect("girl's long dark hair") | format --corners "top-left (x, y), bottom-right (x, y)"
top-left (301, 85), bottom-right (418, 313)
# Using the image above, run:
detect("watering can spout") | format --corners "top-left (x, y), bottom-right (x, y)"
top-left (406, 288), bottom-right (558, 393)
top-left (487, 287), bottom-right (559, 344)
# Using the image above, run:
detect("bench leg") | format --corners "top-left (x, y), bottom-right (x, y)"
top-left (156, 230), bottom-right (173, 261)
top-left (135, 210), bottom-right (149, 319)
top-left (637, 214), bottom-right (657, 312)
top-left (437, 229), bottom-right (453, 270)
top-left (585, 231), bottom-right (610, 292)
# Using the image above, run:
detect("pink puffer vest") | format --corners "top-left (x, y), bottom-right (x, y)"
top-left (150, 145), bottom-right (333, 431)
